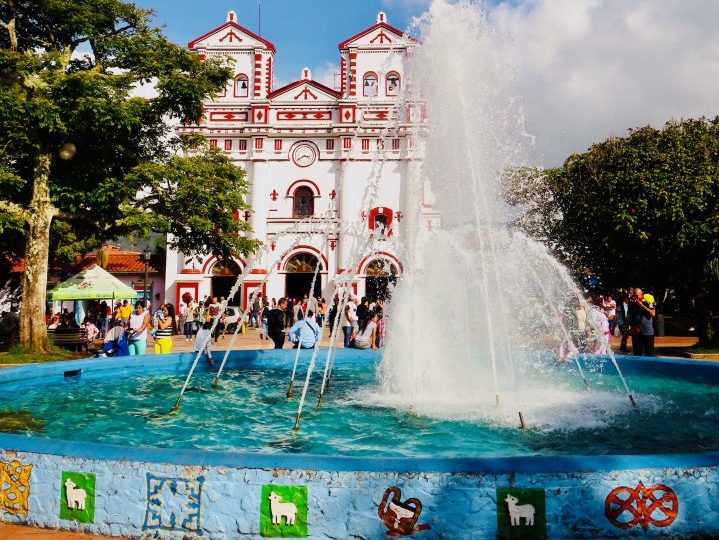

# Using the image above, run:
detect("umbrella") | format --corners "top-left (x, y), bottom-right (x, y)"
top-left (48, 264), bottom-right (138, 302)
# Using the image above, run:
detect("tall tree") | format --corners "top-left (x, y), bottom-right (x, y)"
top-left (0, 0), bottom-right (258, 351)
top-left (506, 118), bottom-right (719, 343)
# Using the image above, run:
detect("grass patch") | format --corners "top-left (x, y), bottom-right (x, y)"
top-left (688, 347), bottom-right (719, 355)
top-left (0, 344), bottom-right (85, 365)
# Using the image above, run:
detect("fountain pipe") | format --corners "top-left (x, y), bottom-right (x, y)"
top-left (292, 301), bottom-right (332, 431)
top-left (213, 219), bottom-right (337, 390)
top-left (317, 286), bottom-right (350, 407)
top-left (171, 213), bottom-right (337, 413)
top-left (524, 258), bottom-right (591, 391)
top-left (323, 238), bottom-right (380, 394)
top-left (287, 234), bottom-right (328, 398)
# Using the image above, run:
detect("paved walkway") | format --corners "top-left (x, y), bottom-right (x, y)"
top-left (0, 523), bottom-right (123, 539)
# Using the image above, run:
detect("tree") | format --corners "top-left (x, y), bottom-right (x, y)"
top-left (506, 118), bottom-right (719, 343)
top-left (0, 0), bottom-right (257, 351)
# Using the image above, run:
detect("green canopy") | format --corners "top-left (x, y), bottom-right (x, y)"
top-left (48, 264), bottom-right (138, 301)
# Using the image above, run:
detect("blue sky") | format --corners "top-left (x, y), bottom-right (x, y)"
top-left (140, 0), bottom-right (429, 86)
top-left (135, 0), bottom-right (719, 165)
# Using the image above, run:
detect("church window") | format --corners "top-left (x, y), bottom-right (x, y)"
top-left (374, 214), bottom-right (388, 235)
top-left (326, 139), bottom-right (335, 151)
top-left (293, 186), bottom-right (314, 218)
top-left (363, 72), bottom-right (378, 97)
top-left (224, 139), bottom-right (232, 151)
top-left (239, 139), bottom-right (248, 151)
top-left (234, 74), bottom-right (249, 97)
top-left (255, 138), bottom-right (263, 150)
top-left (209, 139), bottom-right (218, 148)
top-left (343, 138), bottom-right (352, 149)
top-left (274, 139), bottom-right (283, 151)
top-left (392, 138), bottom-right (400, 150)
top-left (361, 139), bottom-right (370, 151)
top-left (386, 72), bottom-right (400, 96)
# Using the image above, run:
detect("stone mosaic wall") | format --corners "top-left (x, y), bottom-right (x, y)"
top-left (0, 446), bottom-right (715, 539)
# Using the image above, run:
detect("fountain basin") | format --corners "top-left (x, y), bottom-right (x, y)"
top-left (0, 350), bottom-right (718, 538)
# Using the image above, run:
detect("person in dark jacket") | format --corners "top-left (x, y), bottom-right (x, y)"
top-left (267, 297), bottom-right (288, 349)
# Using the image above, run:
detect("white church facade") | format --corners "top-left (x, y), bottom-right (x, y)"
top-left (165, 10), bottom-right (422, 307)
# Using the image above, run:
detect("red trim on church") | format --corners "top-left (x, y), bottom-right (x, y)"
top-left (188, 20), bottom-right (276, 52)
top-left (338, 21), bottom-right (419, 50)
top-left (268, 79), bottom-right (342, 100)
top-left (285, 179), bottom-right (321, 198)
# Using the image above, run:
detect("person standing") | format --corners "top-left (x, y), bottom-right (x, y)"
top-left (342, 304), bottom-right (355, 348)
top-left (617, 291), bottom-right (631, 353)
top-left (375, 309), bottom-right (386, 348)
top-left (288, 310), bottom-right (320, 349)
top-left (267, 297), bottom-right (288, 349)
top-left (260, 302), bottom-right (270, 341)
top-left (628, 288), bottom-right (656, 356)
top-left (153, 303), bottom-right (177, 354)
top-left (184, 301), bottom-right (196, 341)
top-left (119, 299), bottom-right (132, 326)
top-left (249, 297), bottom-right (261, 328)
top-left (602, 295), bottom-right (617, 336)
top-left (208, 297), bottom-right (221, 341)
top-left (127, 301), bottom-right (151, 355)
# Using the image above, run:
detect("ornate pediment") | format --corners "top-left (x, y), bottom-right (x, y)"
top-left (269, 68), bottom-right (341, 103)
top-left (188, 11), bottom-right (276, 52)
top-left (339, 12), bottom-right (418, 50)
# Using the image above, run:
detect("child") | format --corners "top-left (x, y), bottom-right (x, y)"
top-left (195, 321), bottom-right (214, 366)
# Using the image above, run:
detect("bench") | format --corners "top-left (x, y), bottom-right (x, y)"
top-left (48, 327), bottom-right (90, 352)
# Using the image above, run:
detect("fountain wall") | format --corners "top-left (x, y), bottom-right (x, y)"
top-left (1, 352), bottom-right (719, 539)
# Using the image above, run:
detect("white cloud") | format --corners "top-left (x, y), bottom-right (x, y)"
top-left (487, 0), bottom-right (719, 165)
top-left (310, 61), bottom-right (340, 90)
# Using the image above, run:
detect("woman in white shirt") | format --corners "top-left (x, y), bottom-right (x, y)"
top-left (350, 312), bottom-right (378, 350)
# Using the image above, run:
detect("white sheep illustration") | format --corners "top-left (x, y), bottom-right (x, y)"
top-left (65, 478), bottom-right (87, 511)
top-left (268, 491), bottom-right (298, 526)
top-left (505, 494), bottom-right (535, 526)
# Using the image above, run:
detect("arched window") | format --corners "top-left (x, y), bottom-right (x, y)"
top-left (293, 186), bottom-right (314, 218)
top-left (234, 74), bottom-right (249, 97)
top-left (374, 214), bottom-right (388, 235)
top-left (386, 72), bottom-right (400, 96)
top-left (363, 72), bottom-right (378, 97)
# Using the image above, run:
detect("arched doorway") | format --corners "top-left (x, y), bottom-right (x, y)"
top-left (285, 253), bottom-right (322, 300)
top-left (365, 258), bottom-right (399, 301)
top-left (211, 259), bottom-right (242, 305)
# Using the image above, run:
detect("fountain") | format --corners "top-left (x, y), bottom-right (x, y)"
top-left (1, 1), bottom-right (718, 538)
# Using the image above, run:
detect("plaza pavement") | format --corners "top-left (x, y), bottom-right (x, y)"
top-left (0, 523), bottom-right (124, 539)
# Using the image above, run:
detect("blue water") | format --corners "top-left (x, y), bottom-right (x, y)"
top-left (0, 363), bottom-right (717, 457)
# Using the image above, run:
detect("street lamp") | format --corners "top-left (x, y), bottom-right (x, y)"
top-left (142, 249), bottom-right (152, 308)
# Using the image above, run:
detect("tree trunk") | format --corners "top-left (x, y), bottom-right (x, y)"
top-left (696, 296), bottom-right (717, 348)
top-left (4, 0), bottom-right (17, 52)
top-left (19, 149), bottom-right (57, 352)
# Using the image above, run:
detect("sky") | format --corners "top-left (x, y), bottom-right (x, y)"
top-left (138, 0), bottom-right (719, 166)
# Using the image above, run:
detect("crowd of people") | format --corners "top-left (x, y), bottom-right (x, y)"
top-left (43, 293), bottom-right (389, 361)
top-left (581, 287), bottom-right (657, 356)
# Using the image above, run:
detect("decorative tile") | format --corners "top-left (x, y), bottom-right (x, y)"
top-left (496, 487), bottom-right (546, 540)
top-left (605, 482), bottom-right (678, 531)
top-left (260, 484), bottom-right (308, 538)
top-left (378, 486), bottom-right (426, 536)
top-left (0, 460), bottom-right (32, 516)
top-left (142, 472), bottom-right (203, 534)
top-left (59, 471), bottom-right (95, 523)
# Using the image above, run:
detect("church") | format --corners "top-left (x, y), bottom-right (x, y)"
top-left (165, 10), bottom-right (421, 307)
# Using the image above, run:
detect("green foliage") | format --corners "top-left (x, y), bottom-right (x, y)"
top-left (124, 143), bottom-right (260, 261)
top-left (506, 118), bottom-right (719, 340)
top-left (0, 0), bottom-right (255, 264)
